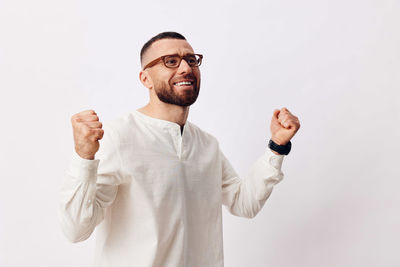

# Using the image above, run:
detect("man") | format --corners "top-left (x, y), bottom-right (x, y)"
top-left (59, 32), bottom-right (300, 267)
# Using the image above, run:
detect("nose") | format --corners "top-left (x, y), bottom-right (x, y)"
top-left (176, 58), bottom-right (193, 74)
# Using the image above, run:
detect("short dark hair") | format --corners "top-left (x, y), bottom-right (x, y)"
top-left (140, 31), bottom-right (186, 64)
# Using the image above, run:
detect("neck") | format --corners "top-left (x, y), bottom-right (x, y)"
top-left (137, 102), bottom-right (190, 128)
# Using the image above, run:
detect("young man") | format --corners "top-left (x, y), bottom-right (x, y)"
top-left (59, 32), bottom-right (300, 267)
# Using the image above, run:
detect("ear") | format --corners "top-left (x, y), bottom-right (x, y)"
top-left (139, 70), bottom-right (153, 89)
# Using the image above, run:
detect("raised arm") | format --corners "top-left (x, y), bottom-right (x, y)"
top-left (220, 147), bottom-right (284, 218)
top-left (58, 110), bottom-right (122, 242)
top-left (221, 107), bottom-right (300, 218)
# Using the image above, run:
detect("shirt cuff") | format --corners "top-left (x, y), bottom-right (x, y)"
top-left (67, 150), bottom-right (100, 182)
top-left (265, 148), bottom-right (284, 170)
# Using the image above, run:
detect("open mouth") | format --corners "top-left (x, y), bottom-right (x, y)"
top-left (173, 81), bottom-right (194, 87)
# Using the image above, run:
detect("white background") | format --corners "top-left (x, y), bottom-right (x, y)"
top-left (1, 0), bottom-right (399, 266)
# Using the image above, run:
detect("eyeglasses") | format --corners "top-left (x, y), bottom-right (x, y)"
top-left (143, 54), bottom-right (203, 70)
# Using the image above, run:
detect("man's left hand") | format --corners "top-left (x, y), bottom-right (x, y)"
top-left (270, 107), bottom-right (301, 145)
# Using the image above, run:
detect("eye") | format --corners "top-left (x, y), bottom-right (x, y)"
top-left (186, 55), bottom-right (197, 65)
top-left (164, 56), bottom-right (179, 67)
top-left (166, 59), bottom-right (177, 65)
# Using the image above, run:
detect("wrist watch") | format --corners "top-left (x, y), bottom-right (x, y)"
top-left (268, 139), bottom-right (291, 155)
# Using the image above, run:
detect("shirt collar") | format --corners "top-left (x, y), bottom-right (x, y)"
top-left (132, 110), bottom-right (188, 132)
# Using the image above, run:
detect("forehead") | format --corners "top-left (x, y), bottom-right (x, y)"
top-left (146, 39), bottom-right (194, 60)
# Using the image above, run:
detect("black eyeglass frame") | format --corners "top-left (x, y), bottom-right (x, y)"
top-left (143, 53), bottom-right (203, 70)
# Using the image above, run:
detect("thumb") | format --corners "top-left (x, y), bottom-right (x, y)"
top-left (272, 109), bottom-right (280, 124)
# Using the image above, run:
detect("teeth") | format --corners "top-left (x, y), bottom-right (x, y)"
top-left (175, 81), bottom-right (192, 86)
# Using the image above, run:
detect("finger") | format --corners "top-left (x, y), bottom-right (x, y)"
top-left (278, 112), bottom-right (288, 126)
top-left (285, 119), bottom-right (296, 128)
top-left (284, 118), bottom-right (297, 129)
top-left (282, 107), bottom-right (294, 114)
top-left (283, 118), bottom-right (300, 130)
top-left (72, 114), bottom-right (99, 124)
top-left (78, 115), bottom-right (99, 122)
top-left (290, 118), bottom-right (301, 129)
top-left (84, 121), bottom-right (103, 129)
top-left (94, 129), bottom-right (104, 140)
top-left (272, 109), bottom-right (280, 120)
top-left (279, 113), bottom-right (292, 128)
top-left (279, 113), bottom-right (291, 122)
top-left (80, 109), bottom-right (97, 116)
top-left (87, 128), bottom-right (104, 141)
top-left (280, 120), bottom-right (291, 129)
top-left (279, 110), bottom-right (297, 121)
top-left (278, 109), bottom-right (287, 120)
top-left (72, 110), bottom-right (95, 120)
top-left (271, 109), bottom-right (281, 126)
top-left (276, 109), bottom-right (292, 128)
top-left (280, 107), bottom-right (292, 117)
top-left (281, 107), bottom-right (296, 118)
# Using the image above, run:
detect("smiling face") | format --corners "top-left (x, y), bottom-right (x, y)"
top-left (140, 39), bottom-right (201, 107)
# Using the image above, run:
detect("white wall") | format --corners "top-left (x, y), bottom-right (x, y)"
top-left (0, 0), bottom-right (399, 266)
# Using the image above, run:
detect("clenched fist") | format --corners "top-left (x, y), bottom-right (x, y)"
top-left (71, 110), bottom-right (104, 160)
top-left (270, 107), bottom-right (300, 146)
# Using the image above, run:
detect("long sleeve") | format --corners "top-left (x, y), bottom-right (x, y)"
top-left (221, 148), bottom-right (285, 218)
top-left (58, 124), bottom-right (123, 243)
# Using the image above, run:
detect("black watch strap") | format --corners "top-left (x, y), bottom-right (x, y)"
top-left (268, 139), bottom-right (291, 155)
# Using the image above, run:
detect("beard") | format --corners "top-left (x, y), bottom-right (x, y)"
top-left (153, 74), bottom-right (200, 107)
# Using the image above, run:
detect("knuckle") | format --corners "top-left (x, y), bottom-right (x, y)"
top-left (98, 130), bottom-right (105, 139)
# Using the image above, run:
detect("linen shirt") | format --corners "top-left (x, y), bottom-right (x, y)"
top-left (59, 110), bottom-right (285, 267)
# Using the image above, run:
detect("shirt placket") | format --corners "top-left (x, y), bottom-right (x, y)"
top-left (169, 126), bottom-right (183, 159)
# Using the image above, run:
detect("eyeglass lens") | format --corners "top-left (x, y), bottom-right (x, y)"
top-left (163, 55), bottom-right (201, 68)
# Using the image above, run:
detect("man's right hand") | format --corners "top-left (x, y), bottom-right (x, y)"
top-left (71, 110), bottom-right (104, 160)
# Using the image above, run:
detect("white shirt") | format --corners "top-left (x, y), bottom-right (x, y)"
top-left (59, 110), bottom-right (285, 267)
